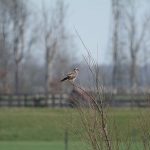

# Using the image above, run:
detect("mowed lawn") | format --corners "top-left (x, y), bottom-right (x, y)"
top-left (0, 141), bottom-right (88, 150)
top-left (0, 141), bottom-right (147, 150)
top-left (0, 108), bottom-right (82, 141)
top-left (0, 108), bottom-right (149, 150)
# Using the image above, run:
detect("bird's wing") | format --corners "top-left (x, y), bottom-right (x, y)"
top-left (67, 71), bottom-right (74, 76)
top-left (67, 71), bottom-right (76, 80)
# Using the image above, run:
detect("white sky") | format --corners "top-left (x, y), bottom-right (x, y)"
top-left (65, 0), bottom-right (111, 64)
top-left (30, 0), bottom-right (150, 65)
top-left (31, 0), bottom-right (112, 64)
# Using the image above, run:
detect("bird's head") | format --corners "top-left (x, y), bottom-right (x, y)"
top-left (74, 68), bottom-right (79, 72)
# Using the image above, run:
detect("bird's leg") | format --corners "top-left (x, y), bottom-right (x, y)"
top-left (69, 80), bottom-right (75, 86)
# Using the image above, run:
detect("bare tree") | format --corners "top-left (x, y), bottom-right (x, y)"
top-left (110, 0), bottom-right (150, 92)
top-left (0, 0), bottom-right (29, 93)
top-left (10, 0), bottom-right (28, 93)
top-left (0, 1), bottom-right (13, 93)
top-left (123, 1), bottom-right (150, 91)
top-left (0, 0), bottom-right (78, 94)
top-left (0, 0), bottom-right (39, 93)
top-left (111, 0), bottom-right (120, 89)
top-left (111, 0), bottom-right (126, 92)
top-left (42, 0), bottom-right (68, 93)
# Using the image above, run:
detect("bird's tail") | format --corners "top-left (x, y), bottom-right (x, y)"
top-left (60, 77), bottom-right (68, 82)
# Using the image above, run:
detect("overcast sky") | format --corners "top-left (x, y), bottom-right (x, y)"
top-left (31, 0), bottom-right (111, 64)
top-left (65, 0), bottom-right (111, 64)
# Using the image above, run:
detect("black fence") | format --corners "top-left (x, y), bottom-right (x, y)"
top-left (0, 94), bottom-right (70, 107)
top-left (0, 93), bottom-right (149, 107)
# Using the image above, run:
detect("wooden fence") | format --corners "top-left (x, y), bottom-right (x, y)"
top-left (0, 94), bottom-right (70, 107)
top-left (0, 93), bottom-right (149, 107)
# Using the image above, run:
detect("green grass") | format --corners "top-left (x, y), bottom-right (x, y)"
top-left (0, 141), bottom-right (89, 150)
top-left (0, 108), bottom-right (80, 141)
top-left (0, 108), bottom-right (149, 149)
top-left (0, 108), bottom-right (149, 141)
top-left (0, 141), bottom-right (147, 150)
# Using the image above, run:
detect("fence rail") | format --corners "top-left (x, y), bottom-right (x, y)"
top-left (0, 94), bottom-right (70, 107)
top-left (0, 93), bottom-right (149, 107)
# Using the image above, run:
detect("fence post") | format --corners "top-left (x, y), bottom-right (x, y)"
top-left (8, 95), bottom-right (11, 106)
top-left (60, 94), bottom-right (63, 108)
top-left (24, 94), bottom-right (27, 107)
top-left (52, 94), bottom-right (55, 108)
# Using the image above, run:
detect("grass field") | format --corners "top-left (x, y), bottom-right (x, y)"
top-left (0, 141), bottom-right (89, 150)
top-left (0, 108), bottom-right (82, 141)
top-left (0, 141), bottom-right (147, 150)
top-left (0, 108), bottom-right (149, 150)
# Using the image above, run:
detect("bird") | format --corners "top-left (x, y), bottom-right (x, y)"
top-left (61, 68), bottom-right (79, 82)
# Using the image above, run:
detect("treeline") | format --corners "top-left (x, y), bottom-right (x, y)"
top-left (110, 0), bottom-right (150, 93)
top-left (0, 0), bottom-right (77, 94)
top-left (78, 64), bottom-right (150, 93)
top-left (0, 0), bottom-right (150, 94)
top-left (79, 0), bottom-right (150, 93)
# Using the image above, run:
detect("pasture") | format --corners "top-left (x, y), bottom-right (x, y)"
top-left (0, 141), bottom-right (88, 150)
top-left (0, 108), bottom-right (149, 150)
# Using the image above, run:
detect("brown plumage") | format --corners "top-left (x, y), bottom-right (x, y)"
top-left (61, 68), bottom-right (79, 82)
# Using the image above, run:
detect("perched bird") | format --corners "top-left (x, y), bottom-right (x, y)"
top-left (61, 68), bottom-right (79, 82)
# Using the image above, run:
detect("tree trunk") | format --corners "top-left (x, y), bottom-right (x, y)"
top-left (111, 0), bottom-right (121, 92)
top-left (15, 61), bottom-right (19, 94)
top-left (130, 56), bottom-right (138, 92)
